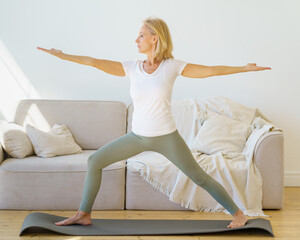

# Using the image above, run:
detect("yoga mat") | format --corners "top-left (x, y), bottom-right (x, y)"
top-left (19, 212), bottom-right (274, 237)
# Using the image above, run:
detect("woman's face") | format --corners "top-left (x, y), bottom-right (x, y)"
top-left (135, 25), bottom-right (157, 54)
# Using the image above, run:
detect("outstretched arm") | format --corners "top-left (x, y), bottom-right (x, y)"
top-left (181, 63), bottom-right (271, 78)
top-left (36, 47), bottom-right (125, 77)
top-left (213, 63), bottom-right (271, 76)
top-left (36, 47), bottom-right (95, 66)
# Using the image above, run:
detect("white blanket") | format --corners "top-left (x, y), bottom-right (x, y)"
top-left (126, 96), bottom-right (282, 217)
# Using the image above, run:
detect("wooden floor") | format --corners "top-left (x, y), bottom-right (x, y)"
top-left (1, 187), bottom-right (299, 240)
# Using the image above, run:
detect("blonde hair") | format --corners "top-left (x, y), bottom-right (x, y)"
top-left (142, 16), bottom-right (174, 62)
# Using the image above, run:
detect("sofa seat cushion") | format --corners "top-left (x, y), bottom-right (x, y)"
top-left (0, 150), bottom-right (125, 172)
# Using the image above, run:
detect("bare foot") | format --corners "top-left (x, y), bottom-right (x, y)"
top-left (55, 211), bottom-right (92, 226)
top-left (227, 209), bottom-right (248, 228)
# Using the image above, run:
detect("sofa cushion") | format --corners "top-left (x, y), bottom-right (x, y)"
top-left (0, 150), bottom-right (125, 172)
top-left (25, 123), bottom-right (83, 158)
top-left (0, 120), bottom-right (34, 158)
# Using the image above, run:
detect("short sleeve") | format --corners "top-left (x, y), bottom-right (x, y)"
top-left (172, 59), bottom-right (188, 76)
top-left (121, 60), bottom-right (134, 78)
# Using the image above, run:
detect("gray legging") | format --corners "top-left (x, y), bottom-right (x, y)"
top-left (79, 129), bottom-right (240, 215)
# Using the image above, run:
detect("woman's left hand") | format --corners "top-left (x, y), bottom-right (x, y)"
top-left (245, 63), bottom-right (271, 72)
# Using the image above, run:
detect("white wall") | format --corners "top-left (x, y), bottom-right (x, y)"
top-left (0, 0), bottom-right (299, 185)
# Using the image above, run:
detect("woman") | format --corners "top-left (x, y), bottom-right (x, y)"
top-left (37, 16), bottom-right (271, 229)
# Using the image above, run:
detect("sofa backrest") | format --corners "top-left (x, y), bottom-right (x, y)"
top-left (12, 99), bottom-right (127, 150)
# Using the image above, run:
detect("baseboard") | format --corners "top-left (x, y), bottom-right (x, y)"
top-left (284, 171), bottom-right (300, 186)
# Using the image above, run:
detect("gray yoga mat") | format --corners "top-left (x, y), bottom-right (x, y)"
top-left (19, 212), bottom-right (274, 237)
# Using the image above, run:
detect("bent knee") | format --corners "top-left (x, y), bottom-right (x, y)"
top-left (87, 154), bottom-right (106, 170)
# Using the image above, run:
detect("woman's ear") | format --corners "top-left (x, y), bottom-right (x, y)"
top-left (152, 34), bottom-right (158, 44)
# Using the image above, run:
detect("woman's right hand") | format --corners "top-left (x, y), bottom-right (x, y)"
top-left (36, 47), bottom-right (64, 58)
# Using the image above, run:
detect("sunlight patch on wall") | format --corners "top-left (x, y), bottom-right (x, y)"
top-left (0, 39), bottom-right (40, 121)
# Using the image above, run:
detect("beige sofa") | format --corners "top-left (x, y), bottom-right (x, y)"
top-left (0, 99), bottom-right (284, 211)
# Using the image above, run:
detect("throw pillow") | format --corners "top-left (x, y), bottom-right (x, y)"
top-left (25, 123), bottom-right (83, 158)
top-left (0, 120), bottom-right (34, 158)
top-left (190, 110), bottom-right (252, 155)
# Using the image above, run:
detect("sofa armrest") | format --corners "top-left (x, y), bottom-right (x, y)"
top-left (253, 131), bottom-right (284, 209)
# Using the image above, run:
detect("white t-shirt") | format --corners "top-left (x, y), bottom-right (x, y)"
top-left (121, 58), bottom-right (188, 137)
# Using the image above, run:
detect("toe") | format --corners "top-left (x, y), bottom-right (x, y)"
top-left (56, 220), bottom-right (66, 225)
